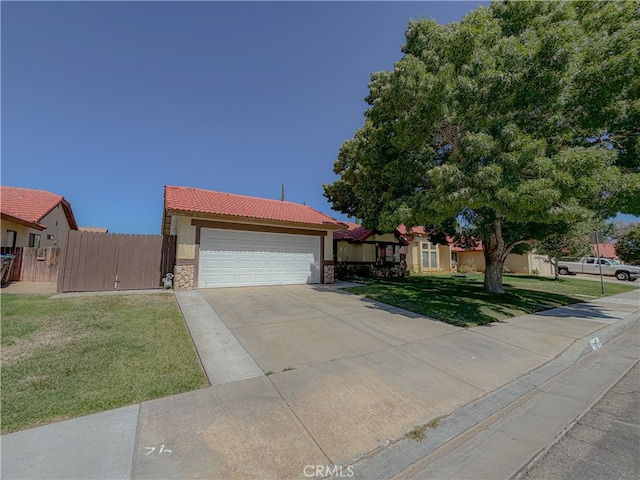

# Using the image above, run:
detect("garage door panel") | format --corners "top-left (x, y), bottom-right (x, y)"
top-left (199, 228), bottom-right (320, 288)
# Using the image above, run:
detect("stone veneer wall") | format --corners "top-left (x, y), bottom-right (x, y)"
top-left (323, 261), bottom-right (335, 284)
top-left (174, 264), bottom-right (195, 291)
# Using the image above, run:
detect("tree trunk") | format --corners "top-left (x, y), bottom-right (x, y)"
top-left (482, 215), bottom-right (511, 294)
top-left (553, 257), bottom-right (559, 281)
top-left (483, 255), bottom-right (505, 294)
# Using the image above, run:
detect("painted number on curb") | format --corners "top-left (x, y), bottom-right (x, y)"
top-left (145, 444), bottom-right (172, 456)
top-left (590, 337), bottom-right (603, 351)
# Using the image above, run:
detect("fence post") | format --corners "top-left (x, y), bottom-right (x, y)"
top-left (56, 231), bottom-right (70, 294)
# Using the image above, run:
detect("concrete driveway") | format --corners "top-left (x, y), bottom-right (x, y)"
top-left (199, 284), bottom-right (458, 373)
top-left (198, 284), bottom-right (487, 463)
top-left (192, 284), bottom-right (630, 467)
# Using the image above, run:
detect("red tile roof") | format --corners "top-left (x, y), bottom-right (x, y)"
top-left (397, 224), bottom-right (428, 236)
top-left (0, 186), bottom-right (78, 230)
top-left (164, 186), bottom-right (344, 228)
top-left (451, 241), bottom-right (483, 252)
top-left (397, 224), bottom-right (456, 245)
top-left (333, 222), bottom-right (373, 241)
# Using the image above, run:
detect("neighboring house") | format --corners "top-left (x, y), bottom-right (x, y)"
top-left (334, 222), bottom-right (409, 276)
top-left (337, 224), bottom-right (553, 276)
top-left (161, 186), bottom-right (345, 289)
top-left (397, 225), bottom-right (453, 274)
top-left (0, 186), bottom-right (78, 248)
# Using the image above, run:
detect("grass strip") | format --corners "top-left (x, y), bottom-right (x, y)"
top-left (1, 293), bottom-right (208, 433)
top-left (343, 274), bottom-right (636, 327)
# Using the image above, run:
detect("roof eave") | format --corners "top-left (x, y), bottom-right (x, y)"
top-left (61, 200), bottom-right (79, 230)
top-left (1, 213), bottom-right (46, 231)
top-left (165, 208), bottom-right (345, 231)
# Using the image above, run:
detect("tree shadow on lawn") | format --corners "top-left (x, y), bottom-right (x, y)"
top-left (346, 276), bottom-right (582, 327)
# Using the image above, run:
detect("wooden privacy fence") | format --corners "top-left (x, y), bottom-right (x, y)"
top-left (57, 231), bottom-right (176, 293)
top-left (0, 247), bottom-right (61, 282)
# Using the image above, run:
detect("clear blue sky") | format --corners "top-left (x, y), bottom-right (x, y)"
top-left (2, 1), bottom-right (636, 233)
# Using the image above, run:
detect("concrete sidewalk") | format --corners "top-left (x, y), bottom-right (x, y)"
top-left (1, 288), bottom-right (638, 480)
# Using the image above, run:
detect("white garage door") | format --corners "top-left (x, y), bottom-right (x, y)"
top-left (199, 228), bottom-right (321, 288)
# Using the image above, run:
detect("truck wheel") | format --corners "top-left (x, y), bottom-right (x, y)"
top-left (615, 271), bottom-right (629, 281)
top-left (558, 267), bottom-right (569, 275)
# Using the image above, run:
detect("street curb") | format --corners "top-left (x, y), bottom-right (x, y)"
top-left (350, 310), bottom-right (640, 480)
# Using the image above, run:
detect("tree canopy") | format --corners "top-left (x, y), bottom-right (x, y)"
top-left (615, 223), bottom-right (640, 264)
top-left (324, 0), bottom-right (639, 293)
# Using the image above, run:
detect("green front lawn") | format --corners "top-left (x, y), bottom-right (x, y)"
top-left (343, 274), bottom-right (637, 327)
top-left (1, 293), bottom-right (208, 434)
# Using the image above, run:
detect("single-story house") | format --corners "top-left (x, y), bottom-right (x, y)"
top-left (162, 186), bottom-right (345, 289)
top-left (0, 186), bottom-right (78, 248)
top-left (334, 222), bottom-right (409, 276)
top-left (336, 223), bottom-right (552, 276)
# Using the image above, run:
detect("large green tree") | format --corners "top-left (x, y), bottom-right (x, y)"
top-left (616, 223), bottom-right (640, 264)
top-left (324, 0), bottom-right (639, 293)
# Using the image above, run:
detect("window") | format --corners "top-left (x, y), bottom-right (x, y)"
top-left (421, 242), bottom-right (439, 270)
top-left (28, 233), bottom-right (41, 248)
top-left (586, 258), bottom-right (595, 264)
top-left (6, 230), bottom-right (17, 248)
top-left (378, 244), bottom-right (395, 263)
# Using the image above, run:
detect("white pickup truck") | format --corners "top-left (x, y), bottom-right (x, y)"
top-left (557, 257), bottom-right (640, 281)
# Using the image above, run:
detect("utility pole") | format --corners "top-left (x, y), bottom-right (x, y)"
top-left (281, 182), bottom-right (285, 201)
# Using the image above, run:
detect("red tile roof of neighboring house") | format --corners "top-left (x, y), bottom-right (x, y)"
top-left (333, 222), bottom-right (374, 241)
top-left (0, 186), bottom-right (78, 230)
top-left (396, 224), bottom-right (428, 236)
top-left (593, 243), bottom-right (617, 258)
top-left (397, 224), bottom-right (456, 245)
top-left (164, 186), bottom-right (344, 228)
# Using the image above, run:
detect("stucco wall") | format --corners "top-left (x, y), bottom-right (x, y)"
top-left (174, 216), bottom-right (196, 260)
top-left (39, 205), bottom-right (71, 247)
top-left (438, 244), bottom-right (452, 272)
top-left (504, 254), bottom-right (529, 274)
top-left (371, 233), bottom-right (398, 243)
top-left (336, 242), bottom-right (376, 262)
top-left (529, 254), bottom-right (553, 275)
top-left (458, 251), bottom-right (486, 272)
top-left (323, 229), bottom-right (333, 263)
top-left (409, 243), bottom-right (420, 272)
top-left (1, 221), bottom-right (31, 247)
top-left (459, 251), bottom-right (553, 275)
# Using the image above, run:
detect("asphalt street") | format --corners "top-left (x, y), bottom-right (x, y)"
top-left (518, 361), bottom-right (639, 480)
